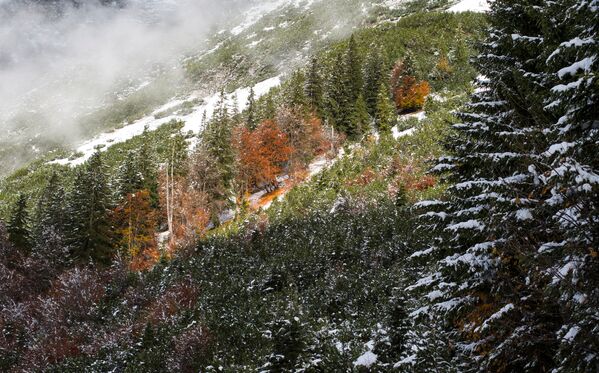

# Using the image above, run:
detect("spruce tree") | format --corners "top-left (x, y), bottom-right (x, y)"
top-left (541, 0), bottom-right (599, 370)
top-left (203, 92), bottom-right (235, 186)
top-left (345, 34), bottom-right (363, 104)
top-left (261, 93), bottom-right (278, 122)
top-left (374, 292), bottom-right (410, 365)
top-left (326, 53), bottom-right (352, 134)
top-left (349, 94), bottom-right (370, 140)
top-left (136, 135), bottom-right (159, 208)
top-left (406, 0), bottom-right (599, 371)
top-left (305, 56), bottom-right (324, 117)
top-left (66, 151), bottom-right (113, 264)
top-left (33, 173), bottom-right (67, 251)
top-left (326, 36), bottom-right (365, 137)
top-left (363, 45), bottom-right (387, 117)
top-left (169, 130), bottom-right (189, 177)
top-left (286, 70), bottom-right (308, 110)
top-left (116, 150), bottom-right (144, 198)
top-left (33, 174), bottom-right (68, 267)
top-left (268, 317), bottom-right (305, 371)
top-left (374, 83), bottom-right (395, 134)
top-left (7, 194), bottom-right (31, 253)
top-left (246, 87), bottom-right (258, 130)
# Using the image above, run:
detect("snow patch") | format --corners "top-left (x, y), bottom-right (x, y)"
top-left (354, 351), bottom-right (377, 368)
top-left (392, 127), bottom-right (416, 140)
top-left (50, 76), bottom-right (281, 167)
top-left (448, 0), bottom-right (490, 13)
top-left (446, 219), bottom-right (485, 231)
top-left (562, 326), bottom-right (580, 342)
top-left (557, 56), bottom-right (596, 78)
top-left (515, 208), bottom-right (533, 221)
top-left (478, 303), bottom-right (514, 331)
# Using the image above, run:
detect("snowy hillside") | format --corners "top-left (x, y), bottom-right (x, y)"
top-left (0, 0), bottom-right (384, 175)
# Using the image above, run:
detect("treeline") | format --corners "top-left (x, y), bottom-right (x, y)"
top-left (1, 27), bottom-right (448, 273)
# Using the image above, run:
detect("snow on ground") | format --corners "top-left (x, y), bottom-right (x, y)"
top-left (50, 76), bottom-right (281, 167)
top-left (231, 0), bottom-right (288, 36)
top-left (383, 0), bottom-right (407, 9)
top-left (308, 155), bottom-right (331, 177)
top-left (391, 110), bottom-right (426, 139)
top-left (231, 0), bottom-right (314, 36)
top-left (447, 0), bottom-right (490, 12)
top-left (392, 127), bottom-right (417, 140)
top-left (562, 325), bottom-right (580, 342)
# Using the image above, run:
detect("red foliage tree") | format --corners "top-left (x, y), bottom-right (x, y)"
top-left (233, 120), bottom-right (293, 195)
top-left (390, 59), bottom-right (430, 113)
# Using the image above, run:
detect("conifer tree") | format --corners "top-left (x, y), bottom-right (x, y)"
top-left (34, 174), bottom-right (64, 235)
top-left (7, 194), bottom-right (31, 253)
top-left (267, 316), bottom-right (305, 371)
top-left (33, 174), bottom-right (70, 275)
top-left (374, 292), bottom-right (409, 365)
top-left (349, 94), bottom-right (370, 139)
top-left (116, 150), bottom-right (144, 198)
top-left (230, 93), bottom-right (242, 125)
top-left (168, 130), bottom-right (190, 177)
top-left (375, 83), bottom-right (395, 134)
top-left (345, 34), bottom-right (363, 104)
top-left (136, 135), bottom-right (159, 208)
top-left (203, 92), bottom-right (235, 186)
top-left (305, 56), bottom-right (324, 117)
top-left (363, 45), bottom-right (387, 117)
top-left (286, 70), bottom-right (308, 110)
top-left (541, 0), bottom-right (599, 370)
top-left (326, 53), bottom-right (352, 134)
top-left (66, 151), bottom-right (113, 264)
top-left (261, 93), bottom-right (278, 122)
top-left (246, 87), bottom-right (258, 130)
top-left (407, 0), bottom-right (599, 371)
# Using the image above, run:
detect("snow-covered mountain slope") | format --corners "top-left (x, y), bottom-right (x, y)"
top-left (0, 0), bottom-right (373, 172)
top-left (50, 76), bottom-right (282, 166)
top-left (0, 0), bottom-right (476, 176)
top-left (47, 0), bottom-right (397, 166)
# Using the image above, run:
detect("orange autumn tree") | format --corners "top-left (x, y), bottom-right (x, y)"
top-left (233, 125), bottom-right (266, 195)
top-left (275, 108), bottom-right (329, 174)
top-left (112, 189), bottom-right (159, 271)
top-left (233, 120), bottom-right (293, 196)
top-left (171, 183), bottom-right (210, 251)
top-left (158, 170), bottom-right (210, 253)
top-left (390, 59), bottom-right (430, 113)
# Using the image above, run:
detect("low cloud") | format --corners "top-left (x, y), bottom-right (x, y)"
top-left (0, 0), bottom-right (252, 148)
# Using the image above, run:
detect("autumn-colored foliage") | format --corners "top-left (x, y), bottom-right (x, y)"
top-left (393, 77), bottom-right (430, 112)
top-left (435, 54), bottom-right (453, 80)
top-left (112, 189), bottom-right (159, 271)
top-left (233, 119), bottom-right (293, 194)
top-left (171, 184), bottom-right (210, 251)
top-left (390, 59), bottom-right (430, 113)
top-left (276, 109), bottom-right (330, 173)
top-left (387, 158), bottom-right (437, 198)
top-left (158, 171), bottom-right (211, 253)
top-left (346, 168), bottom-right (378, 187)
top-left (146, 279), bottom-right (200, 326)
